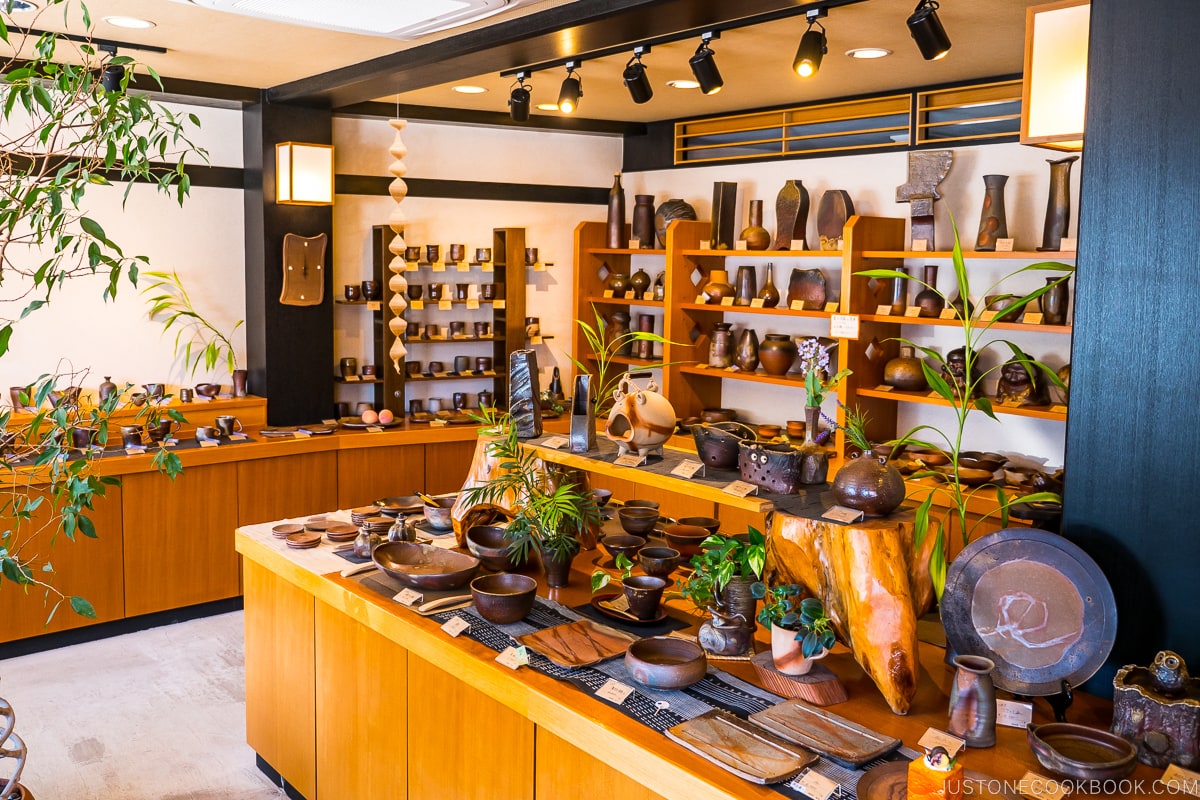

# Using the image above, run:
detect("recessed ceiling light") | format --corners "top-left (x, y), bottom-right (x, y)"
top-left (5, 1), bottom-right (39, 12)
top-left (103, 15), bottom-right (157, 29)
top-left (666, 79), bottom-right (701, 90)
top-left (535, 103), bottom-right (560, 112)
top-left (845, 47), bottom-right (892, 59)
top-left (452, 85), bottom-right (487, 94)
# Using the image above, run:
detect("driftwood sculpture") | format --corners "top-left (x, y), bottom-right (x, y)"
top-left (769, 511), bottom-right (935, 715)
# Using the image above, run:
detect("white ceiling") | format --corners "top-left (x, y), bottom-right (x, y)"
top-left (3, 0), bottom-right (1037, 122)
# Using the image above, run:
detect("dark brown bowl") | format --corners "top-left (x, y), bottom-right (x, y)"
top-left (624, 636), bottom-right (708, 689)
top-left (700, 408), bottom-right (738, 423)
top-left (677, 516), bottom-right (720, 535)
top-left (601, 534), bottom-right (646, 563)
top-left (590, 488), bottom-right (613, 507)
top-left (617, 506), bottom-right (659, 535)
top-left (985, 294), bottom-right (1029, 322)
top-left (372, 542), bottom-right (479, 590)
top-left (909, 447), bottom-right (950, 466)
top-left (958, 451), bottom-right (1008, 472)
top-left (194, 383), bottom-right (221, 398)
top-left (622, 499), bottom-right (660, 511)
top-left (662, 523), bottom-right (711, 557)
top-left (470, 573), bottom-right (537, 624)
top-left (465, 525), bottom-right (518, 572)
top-left (1027, 723), bottom-right (1136, 782)
top-left (638, 546), bottom-right (681, 578)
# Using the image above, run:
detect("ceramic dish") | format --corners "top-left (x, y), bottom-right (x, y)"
top-left (514, 618), bottom-right (637, 668)
top-left (1026, 722), bottom-right (1137, 781)
top-left (285, 531), bottom-right (322, 549)
top-left (371, 542), bottom-right (480, 590)
top-left (591, 593), bottom-right (668, 626)
top-left (338, 416), bottom-right (404, 429)
top-left (748, 699), bottom-right (901, 768)
top-left (271, 523), bottom-right (304, 538)
top-left (375, 495), bottom-right (426, 514)
top-left (624, 636), bottom-right (707, 689)
top-left (665, 710), bottom-right (816, 785)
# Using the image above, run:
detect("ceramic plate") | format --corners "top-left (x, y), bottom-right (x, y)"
top-left (665, 710), bottom-right (817, 784)
top-left (515, 618), bottom-right (637, 668)
top-left (338, 416), bottom-right (403, 429)
top-left (271, 523), bottom-right (304, 538)
top-left (748, 699), bottom-right (900, 768)
top-left (590, 592), bottom-right (668, 626)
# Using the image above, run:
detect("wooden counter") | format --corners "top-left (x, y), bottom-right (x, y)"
top-left (236, 526), bottom-right (1164, 800)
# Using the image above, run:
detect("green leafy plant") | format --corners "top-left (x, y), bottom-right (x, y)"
top-left (590, 553), bottom-right (633, 593)
top-left (678, 528), bottom-right (766, 609)
top-left (750, 583), bottom-right (836, 658)
top-left (856, 215), bottom-right (1071, 599)
top-left (567, 303), bottom-right (676, 417)
top-left (461, 410), bottom-right (600, 563)
top-left (143, 270), bottom-right (244, 376)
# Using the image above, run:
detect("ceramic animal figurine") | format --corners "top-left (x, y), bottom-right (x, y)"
top-left (604, 374), bottom-right (676, 458)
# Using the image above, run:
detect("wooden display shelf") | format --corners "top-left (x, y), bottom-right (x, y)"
top-left (856, 387), bottom-right (1068, 421)
top-left (858, 313), bottom-right (1072, 334)
top-left (405, 372), bottom-right (506, 383)
top-left (409, 299), bottom-right (497, 307)
top-left (680, 248), bottom-right (840, 258)
top-left (678, 302), bottom-right (833, 319)
top-left (584, 353), bottom-right (662, 369)
top-left (582, 295), bottom-right (663, 307)
top-left (334, 299), bottom-right (383, 307)
top-left (861, 250), bottom-right (1077, 260)
top-left (406, 336), bottom-right (502, 344)
top-left (334, 376), bottom-right (383, 384)
top-left (583, 246), bottom-right (665, 256)
top-left (678, 362), bottom-right (810, 388)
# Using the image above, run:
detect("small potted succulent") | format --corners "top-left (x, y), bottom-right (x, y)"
top-left (591, 554), bottom-right (667, 621)
top-left (751, 582), bottom-right (836, 675)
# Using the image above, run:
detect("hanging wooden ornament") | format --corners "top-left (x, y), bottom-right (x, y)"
top-left (387, 119), bottom-right (410, 372)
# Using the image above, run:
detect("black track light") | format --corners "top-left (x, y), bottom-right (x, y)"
top-left (793, 10), bottom-right (828, 78)
top-left (689, 33), bottom-right (723, 95)
top-left (907, 0), bottom-right (951, 61)
top-left (100, 63), bottom-right (125, 93)
top-left (508, 73), bottom-right (531, 122)
top-left (557, 62), bottom-right (582, 114)
top-left (623, 48), bottom-right (653, 105)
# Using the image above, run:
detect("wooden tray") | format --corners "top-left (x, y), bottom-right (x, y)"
top-left (748, 698), bottom-right (901, 768)
top-left (515, 618), bottom-right (637, 668)
top-left (665, 710), bottom-right (817, 785)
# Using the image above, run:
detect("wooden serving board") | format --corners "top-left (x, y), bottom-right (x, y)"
top-left (748, 698), bottom-right (901, 768)
top-left (515, 618), bottom-right (637, 668)
top-left (665, 710), bottom-right (818, 784)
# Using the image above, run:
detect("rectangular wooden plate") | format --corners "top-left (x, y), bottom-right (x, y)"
top-left (748, 698), bottom-right (902, 768)
top-left (665, 710), bottom-right (818, 784)
top-left (515, 618), bottom-right (638, 668)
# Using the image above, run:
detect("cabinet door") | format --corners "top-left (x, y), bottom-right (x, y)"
top-left (122, 463), bottom-right (240, 617)
top-left (315, 600), bottom-right (407, 799)
top-left (424, 440), bottom-right (477, 495)
top-left (408, 653), bottom-right (534, 800)
top-left (536, 729), bottom-right (667, 800)
top-left (244, 560), bottom-right (316, 798)
top-left (237, 451), bottom-right (337, 526)
top-left (337, 444), bottom-right (424, 510)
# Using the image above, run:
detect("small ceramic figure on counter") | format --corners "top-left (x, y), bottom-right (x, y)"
top-left (1112, 650), bottom-right (1200, 768)
top-left (907, 746), bottom-right (963, 800)
top-left (995, 358), bottom-right (1050, 406)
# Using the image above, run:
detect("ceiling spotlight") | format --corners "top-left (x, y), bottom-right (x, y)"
top-left (103, 15), bottom-right (156, 29)
top-left (98, 44), bottom-right (124, 93)
top-left (793, 9), bottom-right (828, 78)
top-left (688, 33), bottom-right (723, 95)
top-left (623, 48), bottom-right (653, 105)
top-left (845, 47), bottom-right (892, 59)
top-left (907, 0), bottom-right (951, 61)
top-left (508, 73), bottom-right (531, 122)
top-left (557, 62), bottom-right (582, 114)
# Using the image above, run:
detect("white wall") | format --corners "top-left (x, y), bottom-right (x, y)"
top-left (0, 102), bottom-right (246, 400)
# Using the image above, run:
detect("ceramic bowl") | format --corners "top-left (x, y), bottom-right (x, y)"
top-left (937, 465), bottom-right (996, 486)
top-left (984, 294), bottom-right (1029, 322)
top-left (662, 523), bottom-right (711, 557)
top-left (700, 408), bottom-right (738, 423)
top-left (622, 499), bottom-right (660, 511)
top-left (372, 542), bottom-right (479, 590)
top-left (757, 424), bottom-right (782, 439)
top-left (624, 636), bottom-right (708, 690)
top-left (616, 507), bottom-right (659, 535)
top-left (1027, 723), bottom-right (1137, 782)
top-left (601, 534), bottom-right (647, 563)
top-left (638, 546), bottom-right (681, 578)
top-left (958, 451), bottom-right (1007, 472)
top-left (423, 496), bottom-right (456, 531)
top-left (465, 524), bottom-right (518, 572)
top-left (470, 573), bottom-right (537, 624)
top-left (590, 488), bottom-right (613, 507)
top-left (909, 447), bottom-right (950, 466)
top-left (194, 383), bottom-right (221, 398)
top-left (677, 516), bottom-right (720, 535)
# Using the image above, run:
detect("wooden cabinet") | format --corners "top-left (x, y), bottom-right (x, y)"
top-left (237, 451), bottom-right (338, 526)
top-left (424, 440), bottom-right (476, 495)
top-left (336, 444), bottom-right (425, 509)
top-left (535, 730), bottom-right (667, 800)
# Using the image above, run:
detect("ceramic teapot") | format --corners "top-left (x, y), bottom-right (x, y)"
top-left (604, 374), bottom-right (676, 458)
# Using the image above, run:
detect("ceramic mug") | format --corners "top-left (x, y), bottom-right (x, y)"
top-left (476, 356), bottom-right (493, 372)
top-left (407, 283), bottom-right (423, 301)
top-left (455, 283), bottom-right (469, 301)
top-left (406, 361), bottom-right (422, 377)
top-left (406, 322), bottom-right (420, 339)
top-left (427, 284), bottom-right (444, 301)
top-left (449, 244), bottom-right (465, 262)
top-left (426, 361), bottom-right (444, 375)
top-left (340, 357), bottom-right (357, 377)
top-left (404, 246), bottom-right (421, 262)
top-left (427, 397), bottom-right (444, 414)
top-left (453, 355), bottom-right (472, 374)
top-left (426, 244), bottom-right (440, 264)
top-left (179, 388), bottom-right (194, 403)
top-left (361, 280), bottom-right (381, 301)
top-left (344, 284), bottom-right (362, 302)
top-left (475, 321), bottom-right (490, 338)
top-left (424, 324), bottom-right (440, 339)
top-left (195, 425), bottom-right (220, 442)
top-left (354, 402), bottom-right (373, 415)
top-left (215, 415), bottom-right (242, 436)
top-left (478, 390), bottom-right (494, 408)
top-left (120, 424), bottom-right (143, 448)
top-left (361, 364), bottom-right (377, 376)
top-left (452, 392), bottom-right (467, 410)
top-left (474, 247), bottom-right (491, 263)
top-left (409, 399), bottom-right (424, 416)
top-left (525, 247), bottom-right (538, 266)
top-left (480, 284), bottom-right (497, 300)
top-left (334, 402), bottom-right (350, 418)
top-left (147, 419), bottom-right (180, 442)
top-left (71, 426), bottom-right (98, 449)
top-left (449, 321), bottom-right (466, 337)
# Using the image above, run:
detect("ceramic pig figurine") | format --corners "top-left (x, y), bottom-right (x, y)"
top-left (604, 374), bottom-right (676, 458)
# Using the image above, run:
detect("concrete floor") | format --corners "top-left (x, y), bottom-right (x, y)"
top-left (0, 611), bottom-right (282, 799)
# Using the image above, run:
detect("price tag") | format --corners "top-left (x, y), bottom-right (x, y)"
top-left (482, 262), bottom-right (494, 273)
top-left (456, 262), bottom-right (469, 272)
top-left (980, 310), bottom-right (998, 322)
top-left (405, 262), bottom-right (418, 273)
top-left (912, 238), bottom-right (929, 252)
top-left (344, 374), bottom-right (360, 382)
top-left (603, 289), bottom-right (614, 298)
top-left (918, 728), bottom-right (965, 758)
top-left (790, 300), bottom-right (807, 311)
top-left (822, 505), bottom-right (865, 523)
top-left (453, 333), bottom-right (468, 340)
top-left (796, 768), bottom-right (838, 800)
top-left (720, 296), bottom-right (735, 307)
top-left (467, 299), bottom-right (480, 310)
top-left (530, 335), bottom-right (544, 345)
top-left (1059, 237), bottom-right (1077, 252)
top-left (699, 240), bottom-right (711, 250)
top-left (904, 306), bottom-right (923, 317)
top-left (1018, 771), bottom-right (1070, 800)
top-left (125, 446), bottom-right (147, 456)
top-left (438, 299), bottom-right (452, 311)
top-left (695, 294), bottom-right (708, 304)
top-left (430, 334), bottom-right (445, 341)
top-left (394, 588), bottom-right (423, 606)
top-left (410, 300), bottom-right (424, 310)
top-left (534, 262), bottom-right (546, 272)
top-left (824, 302), bottom-right (839, 313)
top-left (750, 298), bottom-right (765, 308)
top-left (199, 439), bottom-right (220, 448)
top-left (366, 301), bottom-right (382, 312)
top-left (671, 459), bottom-right (704, 479)
top-left (829, 314), bottom-right (861, 340)
top-left (995, 238), bottom-right (1015, 252)
top-left (441, 615), bottom-right (470, 637)
top-left (996, 699), bottom-right (1034, 728)
top-left (367, 426), bottom-right (384, 433)
top-left (939, 307), bottom-right (959, 320)
top-left (693, 363), bottom-right (710, 369)
top-left (293, 431), bottom-right (311, 439)
top-left (875, 303), bottom-right (893, 316)
top-left (482, 370), bottom-right (497, 377)
top-left (1162, 765), bottom-right (1200, 797)
top-left (1051, 404), bottom-right (1068, 414)
top-left (1021, 312), bottom-right (1044, 325)
top-left (322, 418), bottom-right (338, 425)
top-left (430, 419), bottom-right (448, 428)
top-left (541, 436), bottom-right (569, 449)
top-left (432, 262), bottom-right (446, 273)
top-left (614, 453), bottom-right (647, 468)
top-left (874, 384), bottom-right (895, 392)
top-left (723, 480), bottom-right (758, 498)
top-left (604, 594), bottom-right (631, 613)
top-left (494, 299), bottom-right (506, 310)
top-left (495, 646), bottom-right (528, 670)
top-left (595, 679), bottom-right (634, 705)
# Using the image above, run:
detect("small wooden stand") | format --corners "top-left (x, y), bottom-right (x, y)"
top-left (751, 652), bottom-right (848, 706)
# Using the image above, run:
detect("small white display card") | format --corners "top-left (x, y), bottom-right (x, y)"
top-left (874, 384), bottom-right (895, 392)
top-left (595, 679), bottom-right (634, 705)
top-left (939, 308), bottom-right (958, 320)
top-left (494, 299), bottom-right (506, 310)
top-left (695, 293), bottom-right (708, 304)
top-left (796, 768), bottom-right (838, 800)
top-left (980, 310), bottom-right (998, 322)
top-left (410, 300), bottom-right (424, 310)
top-left (530, 336), bottom-right (544, 345)
top-left (603, 289), bottom-right (615, 298)
top-left (495, 646), bottom-right (528, 670)
top-left (366, 301), bottom-right (382, 312)
top-left (1022, 312), bottom-right (1044, 325)
top-left (723, 480), bottom-right (758, 498)
top-left (829, 314), bottom-right (861, 340)
top-left (1018, 771), bottom-right (1070, 800)
top-left (1162, 765), bottom-right (1200, 797)
top-left (125, 446), bottom-right (147, 456)
top-left (322, 419), bottom-right (338, 425)
top-left (432, 262), bottom-right (446, 272)
top-left (699, 240), bottom-right (711, 250)
top-left (918, 728), bottom-right (965, 758)
top-left (790, 300), bottom-right (807, 311)
top-left (996, 699), bottom-right (1034, 728)
top-left (467, 299), bottom-right (480, 310)
top-left (875, 304), bottom-right (893, 316)
top-left (482, 262), bottom-right (494, 273)
top-left (912, 238), bottom-right (929, 251)
top-left (824, 302), bottom-right (840, 313)
top-left (394, 588), bottom-right (423, 606)
top-left (720, 296), bottom-right (735, 307)
top-left (438, 300), bottom-right (453, 311)
top-left (367, 426), bottom-right (384, 433)
top-left (750, 298), bottom-right (765, 308)
top-left (533, 262), bottom-right (546, 272)
top-left (441, 615), bottom-right (470, 637)
top-left (822, 505), bottom-right (865, 524)
top-left (995, 238), bottom-right (1015, 252)
top-left (671, 459), bottom-right (705, 479)
top-left (541, 436), bottom-right (569, 450)
top-left (293, 431), bottom-right (311, 439)
top-left (614, 453), bottom-right (647, 468)
top-left (735, 239), bottom-right (748, 250)
top-left (344, 375), bottom-right (360, 382)
top-left (198, 439), bottom-right (219, 448)
top-left (904, 306), bottom-right (923, 318)
top-left (1060, 237), bottom-right (1077, 252)
top-left (456, 262), bottom-right (469, 272)
top-left (405, 262), bottom-right (418, 273)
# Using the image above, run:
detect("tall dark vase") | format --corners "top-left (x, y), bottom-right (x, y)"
top-left (633, 314), bottom-right (655, 360)
top-left (1040, 276), bottom-right (1071, 325)
top-left (948, 655), bottom-right (997, 748)
top-left (1039, 156), bottom-right (1080, 251)
top-left (608, 311), bottom-right (633, 356)
top-left (890, 266), bottom-right (909, 315)
top-left (913, 264), bottom-right (945, 317)
top-left (631, 194), bottom-right (655, 249)
top-left (232, 369), bottom-right (248, 398)
top-left (734, 265), bottom-right (757, 306)
top-left (773, 180), bottom-right (810, 250)
top-left (735, 328), bottom-right (759, 372)
top-left (759, 263), bottom-right (781, 308)
top-left (508, 350), bottom-right (543, 439)
top-left (607, 173), bottom-right (627, 249)
top-left (711, 181), bottom-right (738, 250)
top-left (974, 174), bottom-right (1009, 251)
top-left (709, 322), bottom-right (735, 368)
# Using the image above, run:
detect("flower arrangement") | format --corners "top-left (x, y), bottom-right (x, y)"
top-left (796, 337), bottom-right (851, 408)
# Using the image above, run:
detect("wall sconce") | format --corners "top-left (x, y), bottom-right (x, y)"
top-left (276, 142), bottom-right (334, 205)
top-left (1020, 0), bottom-right (1090, 151)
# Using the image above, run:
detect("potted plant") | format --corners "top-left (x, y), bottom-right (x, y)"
top-left (591, 554), bottom-right (667, 620)
top-left (751, 583), bottom-right (837, 675)
top-left (678, 528), bottom-right (766, 628)
top-left (567, 303), bottom-right (675, 417)
top-left (796, 336), bottom-right (851, 446)
top-left (143, 270), bottom-right (247, 396)
top-left (830, 406), bottom-right (907, 517)
top-left (461, 409), bottom-right (600, 587)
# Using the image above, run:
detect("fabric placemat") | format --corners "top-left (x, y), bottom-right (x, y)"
top-left (569, 600), bottom-right (691, 637)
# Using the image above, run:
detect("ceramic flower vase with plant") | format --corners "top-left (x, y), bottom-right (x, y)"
top-left (794, 337), bottom-right (850, 483)
top-left (751, 582), bottom-right (837, 675)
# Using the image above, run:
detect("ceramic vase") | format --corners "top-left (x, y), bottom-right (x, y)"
top-left (607, 173), bottom-right (627, 249)
top-left (709, 322), bottom-right (735, 368)
top-left (771, 625), bottom-right (828, 675)
top-left (948, 655), bottom-right (997, 748)
top-left (831, 449), bottom-right (906, 516)
top-left (606, 270), bottom-right (630, 296)
top-left (232, 369), bottom-right (248, 398)
top-left (711, 181), bottom-right (738, 250)
top-left (773, 180), bottom-right (810, 250)
top-left (817, 189), bottom-right (854, 250)
top-left (1039, 156), bottom-right (1080, 251)
top-left (734, 265), bottom-right (757, 306)
top-left (629, 268), bottom-right (651, 299)
top-left (883, 345), bottom-right (928, 391)
top-left (890, 266), bottom-right (909, 315)
top-left (717, 576), bottom-right (759, 631)
top-left (975, 174), bottom-right (1009, 251)
top-left (540, 541), bottom-right (579, 588)
top-left (787, 268), bottom-right (827, 310)
top-left (703, 269), bottom-right (735, 304)
top-left (914, 264), bottom-right (945, 317)
top-left (741, 199), bottom-right (771, 250)
top-left (1040, 276), bottom-right (1071, 325)
top-left (758, 334), bottom-right (798, 376)
top-left (735, 328), bottom-right (759, 372)
top-left (633, 314), bottom-right (655, 360)
top-left (631, 194), bottom-right (655, 249)
top-left (608, 311), bottom-right (633, 357)
top-left (98, 376), bottom-right (117, 402)
top-left (759, 263), bottom-right (781, 308)
top-left (653, 198), bottom-right (697, 248)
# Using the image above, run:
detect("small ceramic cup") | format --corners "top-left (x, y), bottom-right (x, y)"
top-left (475, 321), bottom-right (490, 338)
top-left (406, 322), bottom-right (420, 339)
top-left (406, 361), bottom-right (422, 377)
top-left (426, 244), bottom-right (440, 264)
top-left (449, 244), bottom-right (465, 262)
top-left (344, 284), bottom-right (362, 302)
top-left (354, 402), bottom-right (373, 415)
top-left (427, 284), bottom-right (444, 301)
top-left (455, 283), bottom-right (470, 301)
top-left (361, 280), bottom-right (381, 301)
top-left (409, 399), bottom-right (424, 416)
top-left (428, 398), bottom-right (444, 414)
top-left (424, 324), bottom-right (440, 339)
top-left (452, 392), bottom-right (467, 410)
top-left (407, 283), bottom-right (423, 301)
top-left (179, 388), bottom-right (194, 403)
top-left (195, 425), bottom-right (220, 442)
top-left (361, 364), bottom-right (377, 377)
top-left (475, 247), bottom-right (491, 263)
top-left (339, 357), bottom-right (357, 377)
top-left (478, 390), bottom-right (494, 408)
top-left (480, 283), bottom-right (498, 301)
top-left (453, 355), bottom-right (472, 374)
top-left (525, 247), bottom-right (538, 266)
top-left (427, 361), bottom-right (445, 375)
top-left (215, 415), bottom-right (242, 436)
top-left (449, 321), bottom-right (466, 337)
top-left (476, 356), bottom-right (493, 373)
top-left (404, 246), bottom-right (421, 262)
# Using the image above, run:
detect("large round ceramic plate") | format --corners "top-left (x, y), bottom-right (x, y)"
top-left (941, 528), bottom-right (1116, 696)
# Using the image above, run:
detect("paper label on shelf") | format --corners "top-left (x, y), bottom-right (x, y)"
top-left (367, 426), bottom-right (384, 433)
top-left (695, 294), bottom-right (708, 304)
top-left (874, 384), bottom-right (895, 392)
top-left (456, 262), bottom-right (469, 272)
top-left (996, 699), bottom-right (1034, 728)
top-left (433, 263), bottom-right (446, 272)
top-left (430, 419), bottom-right (448, 428)
top-left (1161, 765), bottom-right (1200, 797)
top-left (790, 300), bottom-right (807, 311)
top-left (1060, 237), bottom-right (1077, 252)
top-left (723, 480), bottom-right (758, 498)
top-left (699, 240), bottom-right (711, 250)
top-left (438, 300), bottom-right (452, 311)
top-left (996, 238), bottom-right (1015, 252)
top-left (750, 298), bottom-right (765, 308)
top-left (495, 646), bottom-right (528, 670)
top-left (1017, 771), bottom-right (1070, 800)
top-left (822, 505), bottom-right (865, 524)
top-left (293, 431), bottom-right (311, 439)
top-left (796, 768), bottom-right (838, 800)
top-left (1021, 312), bottom-right (1044, 325)
top-left (912, 239), bottom-right (929, 251)
top-left (824, 302), bottom-right (839, 313)
top-left (692, 363), bottom-right (710, 369)
top-left (595, 679), bottom-right (633, 705)
top-left (614, 453), bottom-right (647, 468)
top-left (453, 333), bottom-right (469, 340)
top-left (829, 314), bottom-right (861, 340)
top-left (482, 262), bottom-right (494, 273)
top-left (405, 262), bottom-right (418, 272)
top-left (322, 419), bottom-right (338, 425)
top-left (367, 301), bottom-right (382, 312)
top-left (735, 239), bottom-right (748, 250)
top-left (534, 262), bottom-right (546, 272)
top-left (980, 310), bottom-right (997, 322)
top-left (720, 297), bottom-right (735, 307)
top-left (904, 306), bottom-right (923, 317)
top-left (939, 308), bottom-right (958, 320)
top-left (467, 299), bottom-right (480, 310)
top-left (394, 588), bottom-right (423, 606)
top-left (441, 615), bottom-right (470, 637)
top-left (1051, 404), bottom-right (1069, 414)
top-left (671, 459), bottom-right (705, 479)
top-left (430, 334), bottom-right (445, 341)
top-left (198, 440), bottom-right (219, 448)
top-left (125, 446), bottom-right (146, 456)
top-left (482, 370), bottom-right (497, 377)
top-left (494, 299), bottom-right (506, 309)
top-left (344, 374), bottom-right (360, 382)
top-left (410, 300), bottom-right (424, 310)
top-left (918, 728), bottom-right (965, 758)
top-left (530, 335), bottom-right (544, 345)
top-left (603, 289), bottom-right (615, 298)
top-left (795, 239), bottom-right (807, 251)
top-left (875, 303), bottom-right (893, 316)
top-left (541, 436), bottom-right (569, 450)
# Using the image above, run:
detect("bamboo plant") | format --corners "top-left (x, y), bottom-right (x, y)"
top-left (142, 270), bottom-right (244, 377)
top-left (567, 303), bottom-right (676, 417)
